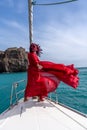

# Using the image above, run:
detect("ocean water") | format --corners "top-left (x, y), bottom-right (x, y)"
top-left (0, 72), bottom-right (27, 114)
top-left (0, 68), bottom-right (87, 115)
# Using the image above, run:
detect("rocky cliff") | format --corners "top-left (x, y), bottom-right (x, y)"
top-left (0, 47), bottom-right (28, 73)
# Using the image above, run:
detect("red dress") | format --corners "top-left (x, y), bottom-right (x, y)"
top-left (24, 52), bottom-right (79, 98)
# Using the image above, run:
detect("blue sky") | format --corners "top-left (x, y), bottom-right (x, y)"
top-left (0, 0), bottom-right (87, 67)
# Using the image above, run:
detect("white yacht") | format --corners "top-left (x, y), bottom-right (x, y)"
top-left (0, 0), bottom-right (87, 130)
top-left (0, 79), bottom-right (87, 130)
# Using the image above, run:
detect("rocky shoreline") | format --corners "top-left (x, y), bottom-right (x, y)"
top-left (0, 47), bottom-right (28, 73)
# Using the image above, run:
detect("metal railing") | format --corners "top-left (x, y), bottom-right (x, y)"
top-left (10, 79), bottom-right (26, 107)
top-left (48, 90), bottom-right (87, 118)
top-left (0, 79), bottom-right (87, 118)
top-left (0, 79), bottom-right (26, 114)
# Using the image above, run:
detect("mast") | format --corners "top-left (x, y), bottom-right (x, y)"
top-left (28, 0), bottom-right (78, 47)
top-left (28, 0), bottom-right (33, 46)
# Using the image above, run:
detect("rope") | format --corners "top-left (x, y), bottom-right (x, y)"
top-left (33, 0), bottom-right (78, 6)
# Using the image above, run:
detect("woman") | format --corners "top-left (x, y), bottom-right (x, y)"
top-left (24, 43), bottom-right (79, 101)
top-left (24, 43), bottom-right (48, 101)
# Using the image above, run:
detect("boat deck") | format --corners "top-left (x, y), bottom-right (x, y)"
top-left (0, 98), bottom-right (87, 130)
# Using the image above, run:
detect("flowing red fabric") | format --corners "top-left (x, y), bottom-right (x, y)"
top-left (24, 52), bottom-right (79, 98)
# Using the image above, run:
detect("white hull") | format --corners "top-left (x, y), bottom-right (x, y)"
top-left (0, 98), bottom-right (87, 130)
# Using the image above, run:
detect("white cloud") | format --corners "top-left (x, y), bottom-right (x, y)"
top-left (0, 18), bottom-right (29, 51)
top-left (0, 0), bottom-right (87, 67)
top-left (1, 19), bottom-right (27, 33)
top-left (33, 4), bottom-right (87, 67)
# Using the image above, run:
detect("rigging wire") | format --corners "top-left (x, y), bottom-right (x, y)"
top-left (47, 99), bottom-right (87, 129)
top-left (32, 0), bottom-right (78, 6)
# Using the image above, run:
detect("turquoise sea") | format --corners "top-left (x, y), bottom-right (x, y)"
top-left (0, 68), bottom-right (87, 115)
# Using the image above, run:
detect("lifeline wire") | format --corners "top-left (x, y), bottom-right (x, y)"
top-left (32, 0), bottom-right (78, 6)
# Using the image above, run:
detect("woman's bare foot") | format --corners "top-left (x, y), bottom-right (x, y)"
top-left (38, 97), bottom-right (44, 102)
top-left (24, 97), bottom-right (29, 102)
top-left (32, 96), bottom-right (37, 99)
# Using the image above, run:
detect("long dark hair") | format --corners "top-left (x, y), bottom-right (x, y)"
top-left (30, 43), bottom-right (43, 57)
